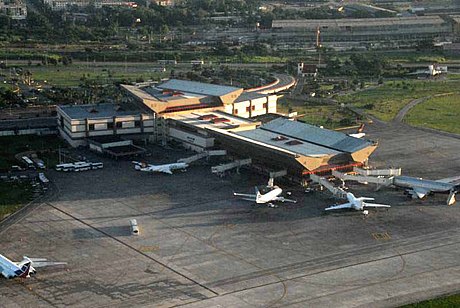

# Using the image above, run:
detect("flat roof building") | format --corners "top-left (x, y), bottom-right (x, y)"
top-left (57, 103), bottom-right (155, 147)
top-left (271, 16), bottom-right (451, 44)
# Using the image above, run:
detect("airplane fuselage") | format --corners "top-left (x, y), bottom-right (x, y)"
top-left (393, 176), bottom-right (454, 193)
top-left (257, 187), bottom-right (283, 203)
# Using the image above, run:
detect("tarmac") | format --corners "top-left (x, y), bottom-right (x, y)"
top-left (1, 121), bottom-right (460, 307)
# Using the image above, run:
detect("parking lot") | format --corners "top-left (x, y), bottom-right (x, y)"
top-left (1, 121), bottom-right (460, 307)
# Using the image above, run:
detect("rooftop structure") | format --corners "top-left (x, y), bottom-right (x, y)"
top-left (122, 78), bottom-right (282, 118)
top-left (0, 0), bottom-right (27, 20)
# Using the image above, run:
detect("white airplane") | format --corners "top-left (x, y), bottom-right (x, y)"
top-left (234, 179), bottom-right (297, 207)
top-left (393, 175), bottom-right (459, 205)
top-left (132, 161), bottom-right (189, 175)
top-left (325, 192), bottom-right (390, 214)
top-left (349, 123), bottom-right (366, 139)
top-left (0, 254), bottom-right (66, 279)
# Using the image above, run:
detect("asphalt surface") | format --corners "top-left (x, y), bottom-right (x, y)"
top-left (1, 122), bottom-right (460, 307)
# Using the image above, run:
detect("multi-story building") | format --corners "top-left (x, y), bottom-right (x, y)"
top-left (57, 103), bottom-right (155, 147)
top-left (0, 0), bottom-right (27, 20)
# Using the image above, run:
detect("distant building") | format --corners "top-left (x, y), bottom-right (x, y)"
top-left (0, 0), bottom-right (27, 20)
top-left (297, 63), bottom-right (318, 78)
top-left (43, 0), bottom-right (137, 11)
top-left (271, 16), bottom-right (452, 46)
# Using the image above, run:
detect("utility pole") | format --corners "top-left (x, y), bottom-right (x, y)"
top-left (316, 26), bottom-right (321, 66)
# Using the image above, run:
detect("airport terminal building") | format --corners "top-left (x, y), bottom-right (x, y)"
top-left (57, 78), bottom-right (376, 179)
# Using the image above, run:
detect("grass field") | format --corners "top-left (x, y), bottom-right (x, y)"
top-left (25, 64), bottom-right (168, 87)
top-left (402, 293), bottom-right (460, 307)
top-left (338, 79), bottom-right (460, 122)
top-left (278, 98), bottom-right (359, 129)
top-left (0, 182), bottom-right (33, 220)
top-left (405, 93), bottom-right (460, 135)
top-left (0, 135), bottom-right (65, 170)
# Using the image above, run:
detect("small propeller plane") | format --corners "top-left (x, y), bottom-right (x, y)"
top-left (0, 254), bottom-right (66, 279)
top-left (234, 179), bottom-right (297, 207)
top-left (132, 161), bottom-right (189, 175)
top-left (325, 192), bottom-right (390, 214)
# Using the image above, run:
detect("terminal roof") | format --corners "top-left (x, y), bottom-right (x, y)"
top-left (260, 118), bottom-right (373, 153)
top-left (158, 79), bottom-right (241, 97)
top-left (236, 129), bottom-right (340, 157)
top-left (59, 103), bottom-right (140, 120)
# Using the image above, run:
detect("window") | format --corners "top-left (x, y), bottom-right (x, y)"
top-left (107, 122), bottom-right (114, 129)
top-left (88, 124), bottom-right (95, 131)
top-left (116, 122), bottom-right (122, 129)
top-left (135, 121), bottom-right (141, 128)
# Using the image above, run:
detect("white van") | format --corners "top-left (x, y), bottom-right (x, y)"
top-left (130, 219), bottom-right (139, 235)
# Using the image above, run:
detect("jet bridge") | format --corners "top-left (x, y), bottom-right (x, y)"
top-left (211, 158), bottom-right (252, 174)
top-left (332, 170), bottom-right (394, 187)
top-left (353, 167), bottom-right (401, 177)
top-left (178, 150), bottom-right (227, 164)
top-left (310, 174), bottom-right (347, 199)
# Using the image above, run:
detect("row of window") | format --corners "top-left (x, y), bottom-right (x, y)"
top-left (234, 103), bottom-right (268, 115)
top-left (88, 121), bottom-right (141, 131)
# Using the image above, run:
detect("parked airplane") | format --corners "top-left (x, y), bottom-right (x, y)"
top-left (234, 179), bottom-right (297, 207)
top-left (0, 254), bottom-right (66, 279)
top-left (132, 161), bottom-right (189, 174)
top-left (349, 123), bottom-right (366, 139)
top-left (325, 192), bottom-right (390, 214)
top-left (393, 175), bottom-right (459, 205)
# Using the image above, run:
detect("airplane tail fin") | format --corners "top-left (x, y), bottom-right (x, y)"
top-left (255, 186), bottom-right (261, 202)
top-left (18, 262), bottom-right (32, 278)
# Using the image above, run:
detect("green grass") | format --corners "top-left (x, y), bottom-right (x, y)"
top-left (0, 135), bottom-right (65, 171)
top-left (278, 98), bottom-right (359, 129)
top-left (402, 293), bottom-right (460, 307)
top-left (338, 80), bottom-right (460, 122)
top-left (26, 64), bottom-right (168, 87)
top-left (405, 93), bottom-right (460, 135)
top-left (0, 182), bottom-right (33, 220)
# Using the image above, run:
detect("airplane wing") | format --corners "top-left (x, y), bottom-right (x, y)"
top-left (436, 176), bottom-right (460, 185)
top-left (325, 202), bottom-right (353, 211)
top-left (275, 197), bottom-right (297, 203)
top-left (233, 192), bottom-right (257, 202)
top-left (357, 197), bottom-right (374, 201)
top-left (22, 257), bottom-right (67, 268)
top-left (28, 261), bottom-right (67, 268)
top-left (157, 167), bottom-right (173, 174)
top-left (411, 187), bottom-right (430, 199)
top-left (362, 202), bottom-right (391, 208)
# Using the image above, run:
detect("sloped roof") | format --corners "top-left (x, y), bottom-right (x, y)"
top-left (158, 79), bottom-right (241, 97)
top-left (260, 118), bottom-right (373, 153)
top-left (236, 129), bottom-right (340, 157)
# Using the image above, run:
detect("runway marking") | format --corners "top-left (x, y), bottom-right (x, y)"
top-left (372, 232), bottom-right (391, 241)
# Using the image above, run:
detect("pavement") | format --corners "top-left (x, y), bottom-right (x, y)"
top-left (1, 122), bottom-right (460, 308)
